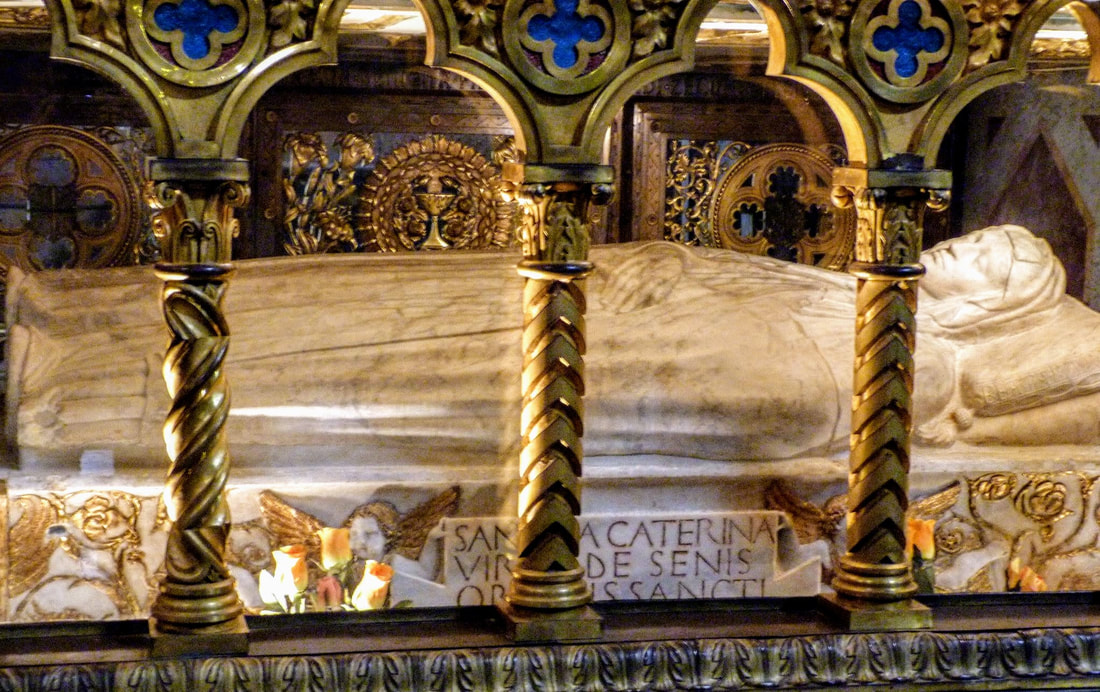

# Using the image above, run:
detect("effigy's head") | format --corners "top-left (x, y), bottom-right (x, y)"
top-left (921, 225), bottom-right (1065, 333)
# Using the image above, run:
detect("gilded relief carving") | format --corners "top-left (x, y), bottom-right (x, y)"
top-left (360, 136), bottom-right (514, 252)
top-left (73, 0), bottom-right (125, 48)
top-left (629, 0), bottom-right (688, 58)
top-left (283, 132), bottom-right (375, 255)
top-left (963, 0), bottom-right (1027, 68)
top-left (665, 141), bottom-right (854, 270)
top-left (9, 490), bottom-right (165, 622)
top-left (0, 126), bottom-right (144, 271)
top-left (283, 133), bottom-right (514, 254)
top-left (453, 0), bottom-right (504, 53)
top-left (772, 470), bottom-right (1100, 595)
top-left (801, 0), bottom-right (855, 65)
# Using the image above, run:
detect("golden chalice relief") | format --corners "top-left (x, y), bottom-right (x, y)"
top-left (283, 132), bottom-right (515, 254)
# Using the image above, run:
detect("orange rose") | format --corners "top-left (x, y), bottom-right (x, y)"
top-left (317, 527), bottom-right (352, 571)
top-left (351, 559), bottom-right (394, 610)
top-left (273, 544), bottom-right (309, 593)
top-left (907, 518), bottom-right (935, 561)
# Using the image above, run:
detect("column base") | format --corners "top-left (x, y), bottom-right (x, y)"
top-left (818, 591), bottom-right (932, 632)
top-left (498, 602), bottom-right (602, 643)
top-left (149, 614), bottom-right (249, 658)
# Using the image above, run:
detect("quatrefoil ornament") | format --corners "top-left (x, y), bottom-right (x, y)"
top-left (849, 0), bottom-right (967, 104)
top-left (503, 0), bottom-right (629, 95)
top-left (128, 0), bottom-right (265, 86)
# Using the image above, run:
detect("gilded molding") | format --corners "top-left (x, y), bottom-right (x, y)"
top-left (9, 626), bottom-right (1100, 688)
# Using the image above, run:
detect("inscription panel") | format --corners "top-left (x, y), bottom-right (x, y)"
top-left (394, 511), bottom-right (821, 607)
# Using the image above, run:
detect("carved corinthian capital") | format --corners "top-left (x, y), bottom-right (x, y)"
top-left (147, 159), bottom-right (251, 264)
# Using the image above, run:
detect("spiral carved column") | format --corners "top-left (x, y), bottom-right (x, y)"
top-left (824, 167), bottom-right (950, 631)
top-left (148, 160), bottom-right (249, 647)
top-left (501, 164), bottom-right (612, 642)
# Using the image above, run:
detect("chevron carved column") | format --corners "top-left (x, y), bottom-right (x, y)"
top-left (501, 165), bottom-right (612, 642)
top-left (825, 167), bottom-right (949, 630)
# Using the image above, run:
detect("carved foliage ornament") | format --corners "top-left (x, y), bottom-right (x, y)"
top-left (358, 136), bottom-right (515, 252)
top-left (963, 0), bottom-right (1027, 68)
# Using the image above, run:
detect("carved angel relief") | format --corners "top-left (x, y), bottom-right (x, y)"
top-left (257, 487), bottom-right (460, 567)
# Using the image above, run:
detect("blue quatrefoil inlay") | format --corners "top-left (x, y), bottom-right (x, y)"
top-left (871, 0), bottom-right (944, 79)
top-left (154, 0), bottom-right (240, 60)
top-left (528, 0), bottom-right (605, 70)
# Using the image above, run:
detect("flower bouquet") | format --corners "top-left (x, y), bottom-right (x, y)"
top-left (257, 527), bottom-right (400, 613)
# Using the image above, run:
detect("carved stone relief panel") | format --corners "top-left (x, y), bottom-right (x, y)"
top-left (770, 469), bottom-right (1100, 595)
top-left (7, 488), bottom-right (166, 622)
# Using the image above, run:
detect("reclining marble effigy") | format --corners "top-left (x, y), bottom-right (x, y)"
top-left (6, 224), bottom-right (1100, 470)
top-left (7, 224), bottom-right (1100, 615)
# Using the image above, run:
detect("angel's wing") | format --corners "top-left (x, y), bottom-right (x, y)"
top-left (258, 490), bottom-right (325, 554)
top-left (9, 495), bottom-right (61, 597)
top-left (909, 482), bottom-right (961, 521)
top-left (395, 486), bottom-right (460, 560)
top-left (764, 481), bottom-right (845, 544)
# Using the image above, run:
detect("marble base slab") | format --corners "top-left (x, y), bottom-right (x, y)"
top-left (4, 444), bottom-right (1100, 621)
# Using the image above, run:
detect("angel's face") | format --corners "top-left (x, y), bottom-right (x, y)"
top-left (349, 516), bottom-right (387, 562)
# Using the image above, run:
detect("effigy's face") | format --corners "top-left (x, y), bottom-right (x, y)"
top-left (921, 230), bottom-right (1012, 300)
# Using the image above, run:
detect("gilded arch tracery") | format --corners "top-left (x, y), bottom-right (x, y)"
top-left (35, 0), bottom-right (1100, 647)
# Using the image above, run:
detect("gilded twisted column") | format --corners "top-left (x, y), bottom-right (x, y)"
top-left (501, 165), bottom-right (612, 642)
top-left (824, 168), bottom-right (949, 630)
top-left (148, 160), bottom-right (249, 644)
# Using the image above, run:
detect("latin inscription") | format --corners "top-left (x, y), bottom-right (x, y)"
top-left (437, 512), bottom-right (819, 606)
